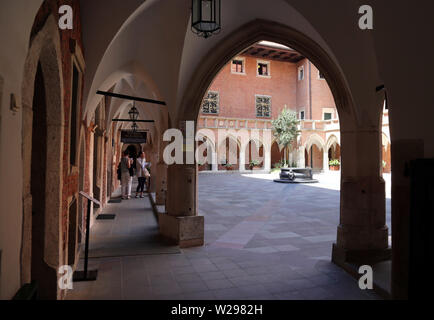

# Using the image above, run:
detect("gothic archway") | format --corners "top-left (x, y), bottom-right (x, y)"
top-left (21, 15), bottom-right (64, 299)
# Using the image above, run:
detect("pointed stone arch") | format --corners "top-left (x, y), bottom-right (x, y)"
top-left (304, 133), bottom-right (326, 152)
top-left (177, 19), bottom-right (356, 128)
top-left (20, 15), bottom-right (64, 299)
top-left (326, 134), bottom-right (340, 151)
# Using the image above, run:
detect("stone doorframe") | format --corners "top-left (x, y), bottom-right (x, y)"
top-left (20, 15), bottom-right (64, 299)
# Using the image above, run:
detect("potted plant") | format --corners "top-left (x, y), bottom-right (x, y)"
top-left (329, 159), bottom-right (340, 171)
top-left (224, 163), bottom-right (233, 171)
top-left (249, 160), bottom-right (261, 170)
top-left (274, 161), bottom-right (282, 169)
top-left (197, 160), bottom-right (208, 171)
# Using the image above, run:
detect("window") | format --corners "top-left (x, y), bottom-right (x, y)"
top-left (257, 61), bottom-right (270, 77)
top-left (300, 111), bottom-right (305, 120)
top-left (256, 95), bottom-right (271, 117)
top-left (298, 66), bottom-right (304, 80)
top-left (231, 58), bottom-right (245, 74)
top-left (318, 71), bottom-right (325, 79)
top-left (70, 63), bottom-right (80, 166)
top-left (202, 91), bottom-right (219, 114)
top-left (324, 112), bottom-right (332, 120)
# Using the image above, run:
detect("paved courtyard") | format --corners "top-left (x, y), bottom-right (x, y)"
top-left (67, 172), bottom-right (390, 300)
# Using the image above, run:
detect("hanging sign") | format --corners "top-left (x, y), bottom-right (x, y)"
top-left (121, 130), bottom-right (147, 143)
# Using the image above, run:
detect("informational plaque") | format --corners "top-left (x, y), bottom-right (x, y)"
top-left (121, 130), bottom-right (147, 144)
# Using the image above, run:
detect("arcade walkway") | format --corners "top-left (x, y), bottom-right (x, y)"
top-left (67, 174), bottom-right (385, 300)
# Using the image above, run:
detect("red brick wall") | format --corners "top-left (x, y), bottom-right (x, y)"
top-left (310, 63), bottom-right (336, 120)
top-left (296, 60), bottom-right (309, 117)
top-left (201, 55), bottom-right (336, 123)
top-left (207, 55), bottom-right (298, 119)
top-left (295, 59), bottom-right (336, 120)
top-left (305, 144), bottom-right (324, 170)
top-left (271, 142), bottom-right (283, 167)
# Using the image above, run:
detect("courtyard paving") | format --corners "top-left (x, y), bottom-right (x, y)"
top-left (67, 172), bottom-right (390, 300)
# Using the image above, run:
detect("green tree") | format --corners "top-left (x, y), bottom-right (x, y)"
top-left (271, 108), bottom-right (300, 165)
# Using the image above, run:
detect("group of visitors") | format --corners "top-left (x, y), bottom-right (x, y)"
top-left (118, 150), bottom-right (150, 200)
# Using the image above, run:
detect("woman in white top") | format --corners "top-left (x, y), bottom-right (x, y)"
top-left (135, 151), bottom-right (150, 198)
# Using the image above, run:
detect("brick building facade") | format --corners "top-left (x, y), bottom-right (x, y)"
top-left (197, 41), bottom-right (391, 173)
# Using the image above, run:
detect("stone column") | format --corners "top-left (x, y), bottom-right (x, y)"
top-left (88, 129), bottom-right (95, 219)
top-left (297, 146), bottom-right (305, 168)
top-left (239, 148), bottom-right (246, 172)
top-left (158, 121), bottom-right (204, 248)
top-left (159, 164), bottom-right (204, 248)
top-left (149, 152), bottom-right (158, 193)
top-left (211, 150), bottom-right (218, 171)
top-left (323, 149), bottom-right (329, 172)
top-left (155, 161), bottom-right (167, 205)
top-left (332, 128), bottom-right (390, 266)
top-left (264, 146), bottom-right (271, 172)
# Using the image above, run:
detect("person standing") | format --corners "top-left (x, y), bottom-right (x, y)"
top-left (121, 150), bottom-right (133, 200)
top-left (135, 151), bottom-right (150, 198)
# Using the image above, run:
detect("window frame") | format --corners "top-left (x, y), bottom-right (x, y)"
top-left (231, 57), bottom-right (246, 75)
top-left (323, 112), bottom-right (332, 121)
top-left (255, 94), bottom-right (272, 118)
top-left (256, 60), bottom-right (271, 78)
top-left (318, 70), bottom-right (326, 80)
top-left (298, 65), bottom-right (304, 81)
top-left (299, 110), bottom-right (305, 120)
top-left (322, 107), bottom-right (335, 121)
top-left (202, 90), bottom-right (220, 114)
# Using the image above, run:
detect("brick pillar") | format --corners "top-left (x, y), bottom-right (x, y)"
top-left (332, 127), bottom-right (390, 265)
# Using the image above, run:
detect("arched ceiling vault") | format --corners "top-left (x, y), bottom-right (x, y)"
top-left (8, 0), bottom-right (382, 135)
top-left (104, 75), bottom-right (167, 141)
top-left (82, 0), bottom-right (382, 133)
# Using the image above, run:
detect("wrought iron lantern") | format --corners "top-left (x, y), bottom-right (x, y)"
top-left (191, 0), bottom-right (221, 38)
top-left (128, 102), bottom-right (139, 121)
top-left (131, 122), bottom-right (138, 132)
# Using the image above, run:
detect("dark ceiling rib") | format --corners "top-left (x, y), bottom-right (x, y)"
top-left (112, 119), bottom-right (155, 123)
top-left (97, 90), bottom-right (166, 106)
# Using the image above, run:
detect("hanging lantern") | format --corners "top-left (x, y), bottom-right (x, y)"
top-left (191, 0), bottom-right (221, 38)
top-left (128, 102), bottom-right (139, 121)
top-left (131, 122), bottom-right (138, 132)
